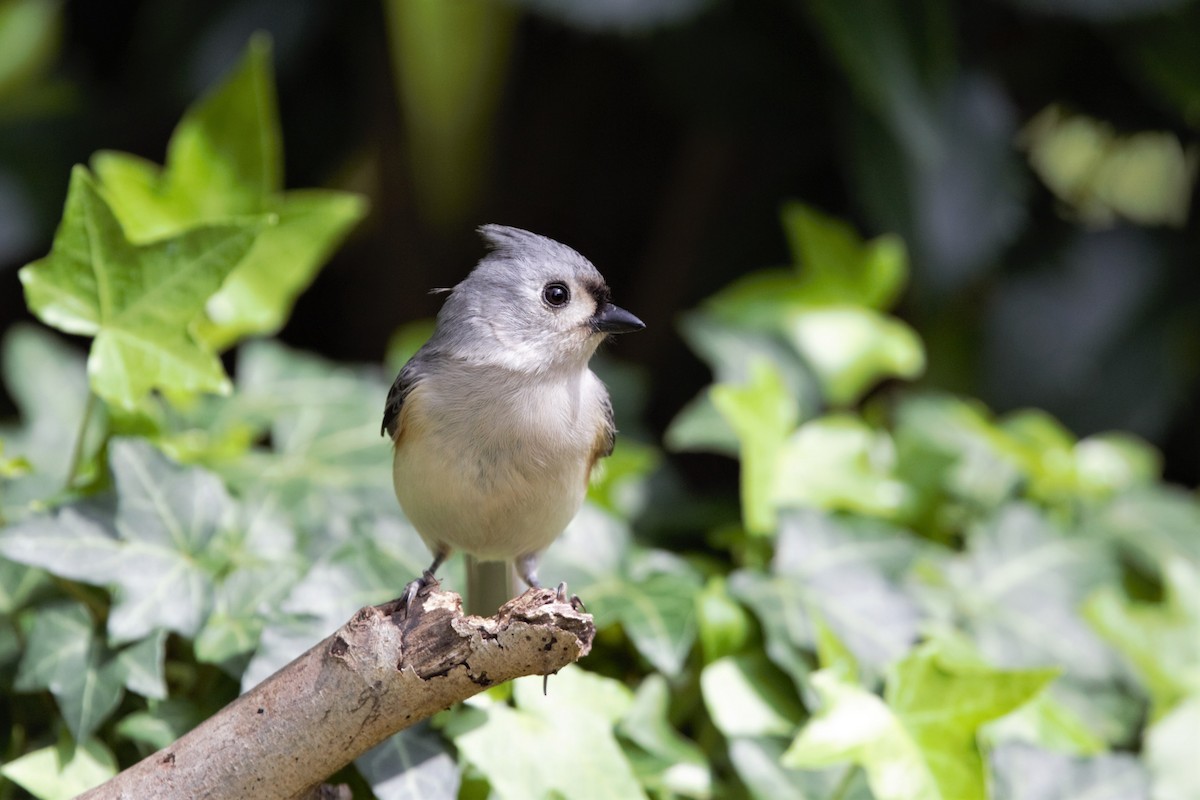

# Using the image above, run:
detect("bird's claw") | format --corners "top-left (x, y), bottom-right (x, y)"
top-left (554, 581), bottom-right (586, 612)
top-left (401, 569), bottom-right (440, 616)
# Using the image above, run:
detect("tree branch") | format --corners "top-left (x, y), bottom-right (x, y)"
top-left (80, 586), bottom-right (595, 800)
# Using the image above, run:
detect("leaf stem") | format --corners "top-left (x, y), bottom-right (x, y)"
top-left (65, 390), bottom-right (97, 490)
top-left (829, 766), bottom-right (857, 800)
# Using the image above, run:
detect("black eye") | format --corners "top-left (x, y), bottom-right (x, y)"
top-left (543, 282), bottom-right (570, 307)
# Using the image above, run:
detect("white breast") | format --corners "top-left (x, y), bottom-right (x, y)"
top-left (391, 364), bottom-right (608, 561)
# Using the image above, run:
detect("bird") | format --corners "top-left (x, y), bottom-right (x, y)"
top-left (382, 224), bottom-right (645, 616)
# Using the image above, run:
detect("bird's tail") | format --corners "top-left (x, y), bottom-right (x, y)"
top-left (465, 556), bottom-right (516, 617)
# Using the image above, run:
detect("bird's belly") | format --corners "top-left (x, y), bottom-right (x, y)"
top-left (392, 432), bottom-right (589, 561)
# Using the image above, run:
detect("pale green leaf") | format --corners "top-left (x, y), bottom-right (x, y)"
top-left (774, 414), bottom-right (913, 519)
top-left (0, 736), bottom-right (117, 800)
top-left (1085, 558), bottom-right (1200, 720)
top-left (14, 601), bottom-right (125, 742)
top-left (619, 674), bottom-right (708, 770)
top-left (712, 359), bottom-right (799, 534)
top-left (445, 666), bottom-right (646, 800)
top-left (989, 743), bottom-right (1149, 800)
top-left (783, 306), bottom-right (924, 407)
top-left (0, 324), bottom-right (105, 511)
top-left (701, 653), bottom-right (804, 737)
top-left (1144, 694), bottom-right (1200, 800)
top-left (730, 511), bottom-right (921, 683)
top-left (114, 629), bottom-right (167, 699)
top-left (729, 736), bottom-right (869, 800)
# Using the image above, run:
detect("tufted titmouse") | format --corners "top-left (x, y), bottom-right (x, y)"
top-left (382, 225), bottom-right (644, 616)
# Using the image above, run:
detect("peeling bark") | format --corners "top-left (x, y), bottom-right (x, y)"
top-left (80, 587), bottom-right (595, 800)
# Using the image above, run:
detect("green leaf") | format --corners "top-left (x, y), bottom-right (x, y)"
top-left (1144, 694), bottom-right (1200, 800)
top-left (784, 642), bottom-right (1057, 800)
top-left (695, 576), bottom-right (753, 664)
top-left (91, 36), bottom-right (366, 349)
top-left (356, 723), bottom-right (460, 800)
top-left (541, 507), bottom-right (702, 677)
top-left (1084, 558), bottom-right (1200, 720)
top-left (115, 699), bottom-right (205, 751)
top-left (0, 735), bottom-right (117, 800)
top-left (701, 653), bottom-right (804, 738)
top-left (14, 601), bottom-right (125, 742)
top-left (444, 666), bottom-right (646, 800)
top-left (244, 514), bottom-right (456, 689)
top-left (774, 414), bottom-right (913, 519)
top-left (781, 202), bottom-right (909, 310)
top-left (730, 511), bottom-right (921, 683)
top-left (923, 504), bottom-right (1121, 682)
top-left (18, 166), bottom-right (266, 408)
top-left (783, 306), bottom-right (925, 407)
top-left (712, 359), bottom-right (799, 535)
top-left (115, 629), bottom-right (167, 699)
top-left (618, 674), bottom-right (712, 798)
top-left (0, 324), bottom-right (105, 513)
top-left (0, 439), bottom-right (232, 643)
top-left (1021, 105), bottom-right (1197, 228)
top-left (192, 190), bottom-right (367, 349)
top-left (728, 736), bottom-right (869, 800)
top-left (989, 743), bottom-right (1149, 800)
top-left (1088, 486), bottom-right (1200, 574)
top-left (0, 554), bottom-right (49, 613)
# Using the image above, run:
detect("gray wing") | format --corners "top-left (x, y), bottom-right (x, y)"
top-left (382, 354), bottom-right (428, 439)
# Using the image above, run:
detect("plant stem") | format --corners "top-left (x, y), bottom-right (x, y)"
top-left (64, 390), bottom-right (97, 490)
top-left (829, 766), bottom-right (857, 800)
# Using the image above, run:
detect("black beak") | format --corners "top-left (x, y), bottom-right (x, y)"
top-left (592, 303), bottom-right (645, 334)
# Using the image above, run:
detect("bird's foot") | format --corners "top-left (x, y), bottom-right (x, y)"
top-left (401, 569), bottom-right (440, 616)
top-left (555, 581), bottom-right (586, 613)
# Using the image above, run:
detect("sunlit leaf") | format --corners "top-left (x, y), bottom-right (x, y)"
top-left (785, 643), bottom-right (1056, 800)
top-left (701, 653), bottom-right (804, 738)
top-left (712, 359), bottom-right (799, 535)
top-left (0, 735), bottom-right (117, 800)
top-left (445, 666), bottom-right (646, 800)
top-left (91, 36), bottom-right (365, 349)
top-left (1144, 694), bottom-right (1200, 800)
top-left (18, 167), bottom-right (265, 408)
top-left (618, 674), bottom-right (712, 798)
top-left (774, 414), bottom-right (913, 519)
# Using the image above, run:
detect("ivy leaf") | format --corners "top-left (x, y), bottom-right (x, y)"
top-left (989, 743), bottom-right (1150, 800)
top-left (774, 414), bottom-right (914, 520)
top-left (91, 35), bottom-right (366, 350)
top-left (540, 507), bottom-right (702, 677)
top-left (0, 735), bottom-right (117, 800)
top-left (0, 439), bottom-right (232, 643)
top-left (784, 642), bottom-right (1056, 800)
top-left (1084, 557), bottom-right (1200, 720)
top-left (14, 601), bottom-right (126, 742)
top-left (618, 674), bottom-right (711, 798)
top-left (444, 666), bottom-right (646, 800)
top-left (730, 510), bottom-right (921, 685)
top-left (1144, 694), bottom-right (1200, 800)
top-left (701, 653), bottom-right (805, 738)
top-left (18, 166), bottom-right (266, 409)
top-left (728, 736), bottom-right (871, 800)
top-left (0, 325), bottom-right (105, 514)
top-left (926, 504), bottom-right (1121, 682)
top-left (711, 359), bottom-right (799, 535)
top-left (356, 723), bottom-right (460, 800)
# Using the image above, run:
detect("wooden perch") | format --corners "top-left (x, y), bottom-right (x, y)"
top-left (80, 587), bottom-right (595, 800)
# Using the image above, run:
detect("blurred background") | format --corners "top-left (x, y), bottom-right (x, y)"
top-left (0, 0), bottom-right (1197, 486)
